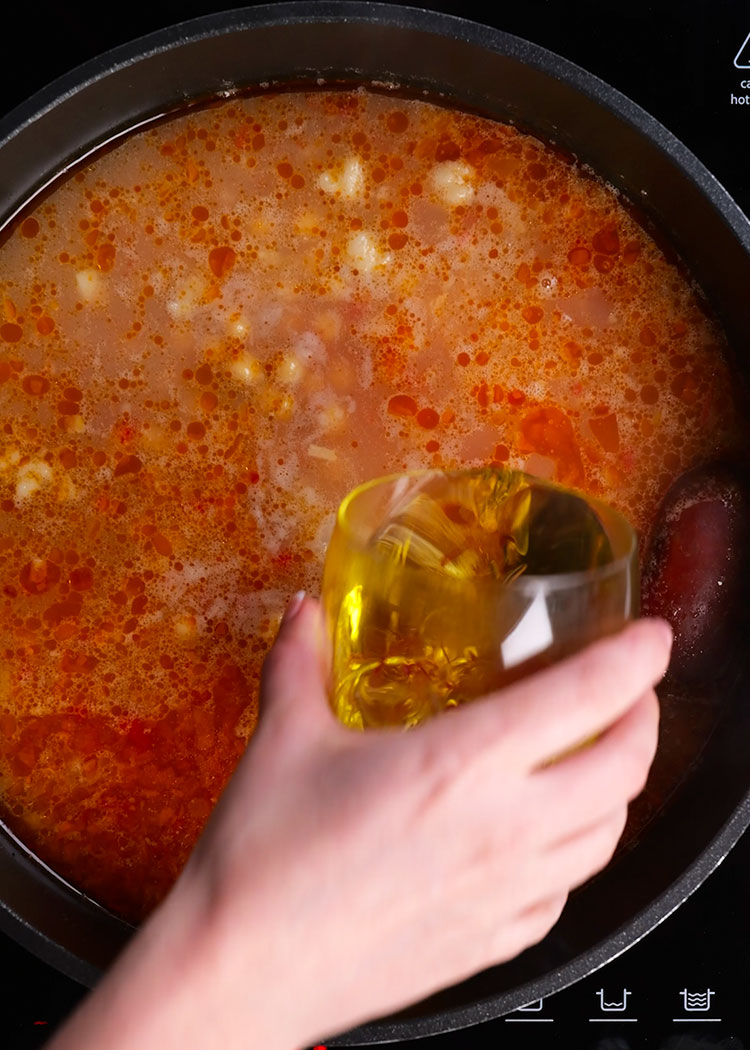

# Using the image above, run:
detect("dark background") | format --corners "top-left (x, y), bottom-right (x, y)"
top-left (1, 1), bottom-right (749, 1048)
top-left (2, 0), bottom-right (749, 216)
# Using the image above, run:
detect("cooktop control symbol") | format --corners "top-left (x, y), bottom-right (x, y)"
top-left (734, 30), bottom-right (750, 67)
top-left (596, 989), bottom-right (631, 1012)
top-left (673, 988), bottom-right (721, 1022)
top-left (590, 989), bottom-right (637, 1022)
top-left (504, 997), bottom-right (553, 1022)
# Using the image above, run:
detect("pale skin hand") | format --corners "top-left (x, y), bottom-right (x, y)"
top-left (48, 597), bottom-right (671, 1050)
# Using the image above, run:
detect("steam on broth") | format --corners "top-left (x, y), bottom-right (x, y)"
top-left (0, 87), bottom-right (744, 921)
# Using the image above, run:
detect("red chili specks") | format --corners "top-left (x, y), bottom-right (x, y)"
top-left (567, 246), bottom-right (590, 267)
top-left (0, 322), bottom-right (22, 343)
top-left (152, 533), bottom-right (173, 558)
top-left (416, 407), bottom-right (439, 429)
top-left (187, 421), bottom-right (206, 440)
top-left (113, 454), bottom-right (143, 477)
top-left (96, 243), bottom-right (116, 272)
top-left (20, 217), bottom-right (39, 238)
top-left (671, 372), bottom-right (701, 405)
top-left (592, 226), bottom-right (620, 254)
top-left (623, 240), bottom-right (641, 264)
top-left (435, 139), bottom-right (460, 161)
top-left (521, 305), bottom-right (544, 324)
top-left (208, 246), bottom-right (236, 277)
top-left (589, 413), bottom-right (620, 453)
top-left (519, 404), bottom-right (583, 483)
top-left (386, 111), bottom-right (409, 133)
top-left (22, 374), bottom-right (50, 396)
top-left (114, 419), bottom-right (137, 444)
top-left (387, 394), bottom-right (418, 417)
top-left (20, 559), bottom-right (61, 595)
top-left (69, 566), bottom-right (94, 591)
top-left (60, 650), bottom-right (98, 674)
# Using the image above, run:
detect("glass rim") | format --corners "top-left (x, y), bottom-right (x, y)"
top-left (334, 467), bottom-right (638, 591)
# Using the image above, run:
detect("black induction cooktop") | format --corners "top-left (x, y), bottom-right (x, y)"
top-left (2, 2), bottom-right (749, 1048)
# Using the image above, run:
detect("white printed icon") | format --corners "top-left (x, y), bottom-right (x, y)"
top-left (734, 30), bottom-right (750, 67)
top-left (596, 989), bottom-right (631, 1012)
top-left (517, 999), bottom-right (544, 1013)
top-left (505, 997), bottom-right (553, 1023)
top-left (680, 989), bottom-right (714, 1012)
top-left (589, 988), bottom-right (637, 1023)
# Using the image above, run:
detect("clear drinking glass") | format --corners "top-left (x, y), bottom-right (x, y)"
top-left (322, 467), bottom-right (638, 729)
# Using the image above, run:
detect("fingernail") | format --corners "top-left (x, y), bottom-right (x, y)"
top-left (283, 590), bottom-right (306, 624)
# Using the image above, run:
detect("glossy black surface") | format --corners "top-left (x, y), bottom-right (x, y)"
top-left (2, 1), bottom-right (750, 1047)
top-left (7, 828), bottom-right (750, 1048)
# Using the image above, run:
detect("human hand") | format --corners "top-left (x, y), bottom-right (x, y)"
top-left (47, 595), bottom-right (670, 1050)
top-left (176, 596), bottom-right (670, 1047)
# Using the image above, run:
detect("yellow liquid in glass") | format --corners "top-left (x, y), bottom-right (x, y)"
top-left (324, 470), bottom-right (616, 729)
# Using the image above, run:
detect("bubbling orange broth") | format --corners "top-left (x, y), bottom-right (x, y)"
top-left (0, 87), bottom-right (744, 921)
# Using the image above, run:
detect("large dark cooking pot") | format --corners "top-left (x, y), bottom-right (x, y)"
top-left (1, 2), bottom-right (749, 1042)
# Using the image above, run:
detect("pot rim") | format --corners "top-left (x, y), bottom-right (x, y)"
top-left (1, 2), bottom-right (750, 250)
top-left (333, 798), bottom-right (750, 1043)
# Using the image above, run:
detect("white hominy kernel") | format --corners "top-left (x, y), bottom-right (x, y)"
top-left (75, 269), bottom-right (104, 302)
top-left (276, 354), bottom-right (303, 385)
top-left (307, 445), bottom-right (337, 462)
top-left (15, 460), bottom-right (54, 501)
top-left (316, 401), bottom-right (346, 431)
top-left (166, 276), bottom-right (205, 320)
top-left (231, 318), bottom-right (251, 340)
top-left (63, 415), bottom-right (85, 434)
top-left (430, 160), bottom-right (476, 205)
top-left (347, 232), bottom-right (391, 273)
top-left (173, 614), bottom-right (198, 642)
top-left (318, 156), bottom-right (365, 198)
top-left (294, 212), bottom-right (322, 235)
top-left (230, 355), bottom-right (262, 385)
top-left (0, 449), bottom-right (20, 472)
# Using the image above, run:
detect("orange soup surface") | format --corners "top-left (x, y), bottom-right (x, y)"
top-left (0, 88), bottom-right (744, 921)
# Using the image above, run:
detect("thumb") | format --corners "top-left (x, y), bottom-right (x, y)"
top-left (258, 593), bottom-right (337, 739)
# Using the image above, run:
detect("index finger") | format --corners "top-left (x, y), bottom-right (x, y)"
top-left (419, 618), bottom-right (672, 772)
